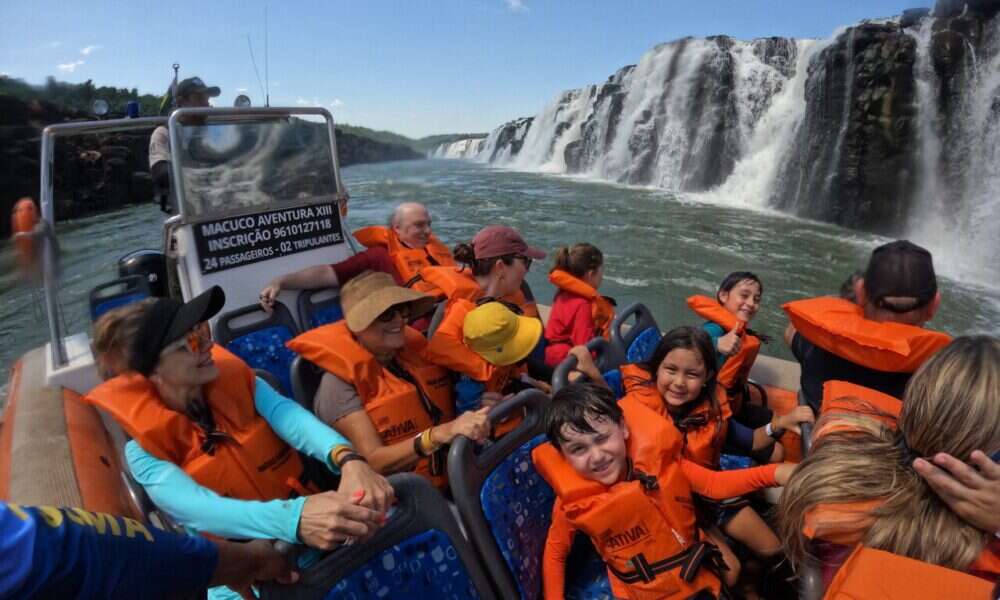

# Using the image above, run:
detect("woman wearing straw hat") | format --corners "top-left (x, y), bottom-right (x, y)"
top-left (288, 271), bottom-right (491, 490)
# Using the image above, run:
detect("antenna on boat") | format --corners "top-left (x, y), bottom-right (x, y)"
top-left (247, 35), bottom-right (267, 105)
top-left (171, 63), bottom-right (179, 109)
top-left (264, 4), bottom-right (270, 107)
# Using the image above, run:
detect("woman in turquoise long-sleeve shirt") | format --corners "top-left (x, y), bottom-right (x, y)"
top-left (88, 287), bottom-right (394, 552)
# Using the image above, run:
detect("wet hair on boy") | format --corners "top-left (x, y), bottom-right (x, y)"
top-left (545, 383), bottom-right (622, 452)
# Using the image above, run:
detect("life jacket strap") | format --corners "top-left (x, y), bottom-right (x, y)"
top-left (609, 541), bottom-right (727, 585)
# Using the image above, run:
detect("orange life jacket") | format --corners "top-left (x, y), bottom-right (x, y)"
top-left (549, 269), bottom-right (615, 339)
top-left (353, 225), bottom-right (455, 296)
top-left (86, 345), bottom-right (309, 501)
top-left (817, 380), bottom-right (902, 437)
top-left (287, 321), bottom-right (455, 489)
top-left (533, 398), bottom-right (723, 600)
top-left (824, 546), bottom-right (995, 599)
top-left (687, 295), bottom-right (761, 394)
top-left (418, 265), bottom-right (540, 318)
top-left (618, 365), bottom-right (731, 469)
top-left (783, 297), bottom-right (951, 373)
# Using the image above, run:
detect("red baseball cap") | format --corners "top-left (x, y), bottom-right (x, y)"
top-left (472, 225), bottom-right (546, 260)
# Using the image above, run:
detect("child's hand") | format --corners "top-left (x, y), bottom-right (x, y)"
top-left (568, 345), bottom-right (600, 376)
top-left (773, 405), bottom-right (816, 435)
top-left (437, 406), bottom-right (491, 444)
top-left (480, 391), bottom-right (504, 409)
top-left (775, 463), bottom-right (797, 487)
top-left (717, 326), bottom-right (743, 356)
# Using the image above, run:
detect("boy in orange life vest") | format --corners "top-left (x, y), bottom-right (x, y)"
top-left (259, 203), bottom-right (455, 327)
top-left (534, 384), bottom-right (794, 600)
top-left (544, 243), bottom-right (615, 368)
top-left (287, 271), bottom-right (491, 491)
top-left (783, 239), bottom-right (949, 412)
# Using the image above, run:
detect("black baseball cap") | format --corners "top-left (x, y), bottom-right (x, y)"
top-left (131, 286), bottom-right (225, 375)
top-left (863, 240), bottom-right (937, 313)
top-left (176, 77), bottom-right (221, 99)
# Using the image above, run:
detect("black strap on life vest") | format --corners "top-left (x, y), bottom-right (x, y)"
top-left (387, 360), bottom-right (446, 476)
top-left (608, 540), bottom-right (728, 585)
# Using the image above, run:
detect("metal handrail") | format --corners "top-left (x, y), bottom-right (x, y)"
top-left (39, 117), bottom-right (168, 367)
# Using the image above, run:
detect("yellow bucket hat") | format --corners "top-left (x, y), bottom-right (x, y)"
top-left (463, 301), bottom-right (542, 367)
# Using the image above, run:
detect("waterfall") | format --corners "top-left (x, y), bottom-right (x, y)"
top-left (433, 137), bottom-right (486, 159)
top-left (908, 13), bottom-right (1000, 286)
top-left (442, 8), bottom-right (999, 286)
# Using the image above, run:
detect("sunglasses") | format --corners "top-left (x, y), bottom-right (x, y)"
top-left (515, 255), bottom-right (533, 271)
top-left (160, 322), bottom-right (213, 356)
top-left (377, 304), bottom-right (412, 323)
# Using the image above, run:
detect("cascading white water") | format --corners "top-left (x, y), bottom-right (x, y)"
top-left (693, 38), bottom-right (823, 208)
top-left (908, 16), bottom-right (1000, 287)
top-left (441, 12), bottom-right (1000, 287)
top-left (433, 137), bottom-right (486, 159)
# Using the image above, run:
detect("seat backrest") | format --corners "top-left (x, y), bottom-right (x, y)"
top-left (252, 368), bottom-right (284, 396)
top-left (448, 390), bottom-right (612, 600)
top-left (799, 390), bottom-right (814, 457)
top-left (610, 302), bottom-right (662, 364)
top-left (296, 287), bottom-right (343, 330)
top-left (426, 300), bottom-right (447, 339)
top-left (259, 473), bottom-right (497, 600)
top-left (213, 301), bottom-right (300, 396)
top-left (551, 337), bottom-right (624, 395)
top-left (97, 408), bottom-right (184, 534)
top-left (290, 355), bottom-right (324, 412)
top-left (88, 275), bottom-right (151, 321)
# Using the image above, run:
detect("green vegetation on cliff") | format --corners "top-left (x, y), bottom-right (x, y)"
top-left (338, 124), bottom-right (487, 154)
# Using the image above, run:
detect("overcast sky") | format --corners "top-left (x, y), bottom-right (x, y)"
top-left (1, 0), bottom-right (933, 137)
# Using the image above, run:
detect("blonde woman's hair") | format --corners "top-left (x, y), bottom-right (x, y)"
top-left (91, 298), bottom-right (156, 379)
top-left (778, 335), bottom-right (1000, 570)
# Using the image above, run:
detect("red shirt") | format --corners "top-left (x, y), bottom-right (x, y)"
top-left (331, 247), bottom-right (403, 285)
top-left (544, 291), bottom-right (596, 367)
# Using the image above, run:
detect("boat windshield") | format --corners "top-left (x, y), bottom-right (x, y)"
top-left (174, 114), bottom-right (338, 221)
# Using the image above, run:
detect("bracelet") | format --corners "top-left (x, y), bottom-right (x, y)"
top-left (336, 452), bottom-right (367, 467)
top-left (765, 422), bottom-right (783, 438)
top-left (413, 434), bottom-right (429, 458)
top-left (421, 427), bottom-right (437, 453)
top-left (330, 444), bottom-right (352, 465)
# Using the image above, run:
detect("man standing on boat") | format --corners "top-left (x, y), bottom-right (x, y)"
top-left (149, 76), bottom-right (221, 212)
top-left (259, 202), bottom-right (455, 311)
top-left (782, 240), bottom-right (949, 411)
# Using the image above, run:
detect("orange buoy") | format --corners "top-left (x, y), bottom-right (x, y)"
top-left (11, 197), bottom-right (41, 279)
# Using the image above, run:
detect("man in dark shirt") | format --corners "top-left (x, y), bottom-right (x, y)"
top-left (785, 240), bottom-right (942, 411)
top-left (0, 502), bottom-right (294, 599)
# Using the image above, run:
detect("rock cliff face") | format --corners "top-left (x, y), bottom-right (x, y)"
top-left (451, 0), bottom-right (1000, 250)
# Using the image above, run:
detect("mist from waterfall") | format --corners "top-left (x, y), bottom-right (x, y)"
top-left (909, 16), bottom-right (1000, 287)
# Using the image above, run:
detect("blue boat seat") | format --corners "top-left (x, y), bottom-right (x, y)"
top-left (296, 287), bottom-right (343, 330)
top-left (448, 390), bottom-right (612, 600)
top-left (88, 275), bottom-right (151, 321)
top-left (258, 473), bottom-right (496, 600)
top-left (610, 302), bottom-right (662, 364)
top-left (551, 337), bottom-right (624, 395)
top-left (213, 301), bottom-right (300, 396)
